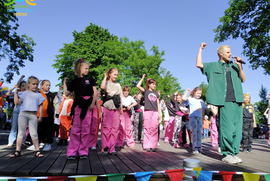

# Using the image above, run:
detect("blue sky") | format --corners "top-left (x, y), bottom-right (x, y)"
top-left (0, 0), bottom-right (269, 103)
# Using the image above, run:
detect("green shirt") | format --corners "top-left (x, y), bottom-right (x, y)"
top-left (202, 61), bottom-right (244, 106)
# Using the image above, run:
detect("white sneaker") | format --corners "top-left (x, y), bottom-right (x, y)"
top-left (234, 155), bottom-right (242, 163)
top-left (39, 143), bottom-right (45, 149)
top-left (91, 147), bottom-right (96, 151)
top-left (222, 155), bottom-right (237, 164)
top-left (26, 145), bottom-right (35, 151)
top-left (42, 144), bottom-right (51, 151)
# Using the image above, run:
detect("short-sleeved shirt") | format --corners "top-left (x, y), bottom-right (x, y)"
top-left (122, 96), bottom-right (136, 107)
top-left (202, 61), bottom-right (244, 106)
top-left (18, 91), bottom-right (45, 112)
top-left (184, 97), bottom-right (206, 118)
top-left (243, 103), bottom-right (254, 119)
top-left (67, 74), bottom-right (96, 97)
top-left (144, 89), bottom-right (160, 111)
top-left (103, 81), bottom-right (123, 110)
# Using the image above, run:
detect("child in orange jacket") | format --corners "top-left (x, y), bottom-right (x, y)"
top-left (58, 92), bottom-right (74, 145)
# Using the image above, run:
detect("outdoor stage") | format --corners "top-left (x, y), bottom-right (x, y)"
top-left (0, 130), bottom-right (269, 180)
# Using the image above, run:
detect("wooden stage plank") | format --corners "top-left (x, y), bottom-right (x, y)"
top-left (46, 147), bottom-right (67, 176)
top-left (31, 146), bottom-right (65, 176)
top-left (88, 149), bottom-right (105, 175)
top-left (0, 133), bottom-right (269, 180)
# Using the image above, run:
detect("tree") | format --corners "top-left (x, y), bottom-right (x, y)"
top-left (53, 23), bottom-right (182, 96)
top-left (254, 85), bottom-right (268, 125)
top-left (214, 0), bottom-right (270, 74)
top-left (199, 82), bottom-right (208, 102)
top-left (0, 2), bottom-right (36, 82)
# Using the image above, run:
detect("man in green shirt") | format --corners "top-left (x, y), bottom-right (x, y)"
top-left (196, 43), bottom-right (246, 164)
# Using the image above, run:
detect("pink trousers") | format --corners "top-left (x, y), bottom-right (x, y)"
top-left (89, 105), bottom-right (98, 148)
top-left (101, 108), bottom-right (119, 153)
top-left (143, 110), bottom-right (159, 149)
top-left (164, 116), bottom-right (175, 142)
top-left (67, 105), bottom-right (92, 157)
top-left (117, 111), bottom-right (135, 147)
top-left (210, 116), bottom-right (219, 147)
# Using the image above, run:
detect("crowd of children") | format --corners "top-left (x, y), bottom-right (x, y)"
top-left (1, 57), bottom-right (269, 161)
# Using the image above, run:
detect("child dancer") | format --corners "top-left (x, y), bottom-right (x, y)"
top-left (137, 74), bottom-right (161, 152)
top-left (89, 94), bottom-right (102, 151)
top-left (182, 87), bottom-right (207, 153)
top-left (116, 86), bottom-right (137, 147)
top-left (10, 76), bottom-right (45, 158)
top-left (264, 106), bottom-right (270, 147)
top-left (38, 80), bottom-right (55, 151)
top-left (53, 86), bottom-right (63, 141)
top-left (64, 58), bottom-right (97, 159)
top-left (133, 92), bottom-right (144, 143)
top-left (202, 115), bottom-right (210, 138)
top-left (57, 92), bottom-right (74, 146)
top-left (6, 75), bottom-right (27, 147)
top-left (100, 68), bottom-right (123, 155)
top-left (209, 105), bottom-right (219, 149)
top-left (163, 95), bottom-right (175, 144)
top-left (242, 93), bottom-right (256, 152)
top-left (172, 93), bottom-right (188, 148)
top-left (160, 95), bottom-right (170, 143)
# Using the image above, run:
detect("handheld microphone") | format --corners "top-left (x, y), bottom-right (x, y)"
top-left (232, 56), bottom-right (246, 64)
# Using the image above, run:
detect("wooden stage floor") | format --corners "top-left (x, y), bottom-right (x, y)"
top-left (0, 130), bottom-right (269, 180)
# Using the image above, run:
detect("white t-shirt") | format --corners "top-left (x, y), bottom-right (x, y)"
top-left (122, 96), bottom-right (136, 107)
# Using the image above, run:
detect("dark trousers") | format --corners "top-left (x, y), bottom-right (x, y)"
top-left (181, 121), bottom-right (187, 144)
top-left (242, 118), bottom-right (253, 150)
top-left (38, 117), bottom-right (54, 144)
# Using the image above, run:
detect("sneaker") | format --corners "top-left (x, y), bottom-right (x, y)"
top-left (26, 145), bottom-right (35, 151)
top-left (102, 148), bottom-right (109, 155)
top-left (109, 151), bottom-right (117, 155)
top-left (39, 143), bottom-right (45, 149)
top-left (183, 144), bottom-right (189, 148)
top-left (146, 149), bottom-right (151, 152)
top-left (79, 155), bottom-right (88, 159)
top-left (23, 141), bottom-right (32, 147)
top-left (42, 144), bottom-right (51, 152)
top-left (189, 143), bottom-right (193, 148)
top-left (67, 156), bottom-right (76, 160)
top-left (90, 147), bottom-right (96, 151)
top-left (234, 156), bottom-right (242, 163)
top-left (222, 155), bottom-right (237, 164)
top-left (151, 148), bottom-right (157, 152)
top-left (6, 144), bottom-right (13, 148)
top-left (174, 143), bottom-right (180, 148)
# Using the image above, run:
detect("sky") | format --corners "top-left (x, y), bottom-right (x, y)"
top-left (0, 0), bottom-right (269, 104)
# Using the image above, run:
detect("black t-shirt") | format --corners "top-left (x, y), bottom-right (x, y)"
top-left (225, 63), bottom-right (236, 102)
top-left (67, 74), bottom-right (96, 97)
top-left (144, 89), bottom-right (159, 111)
top-left (133, 99), bottom-right (143, 110)
top-left (243, 103), bottom-right (254, 119)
